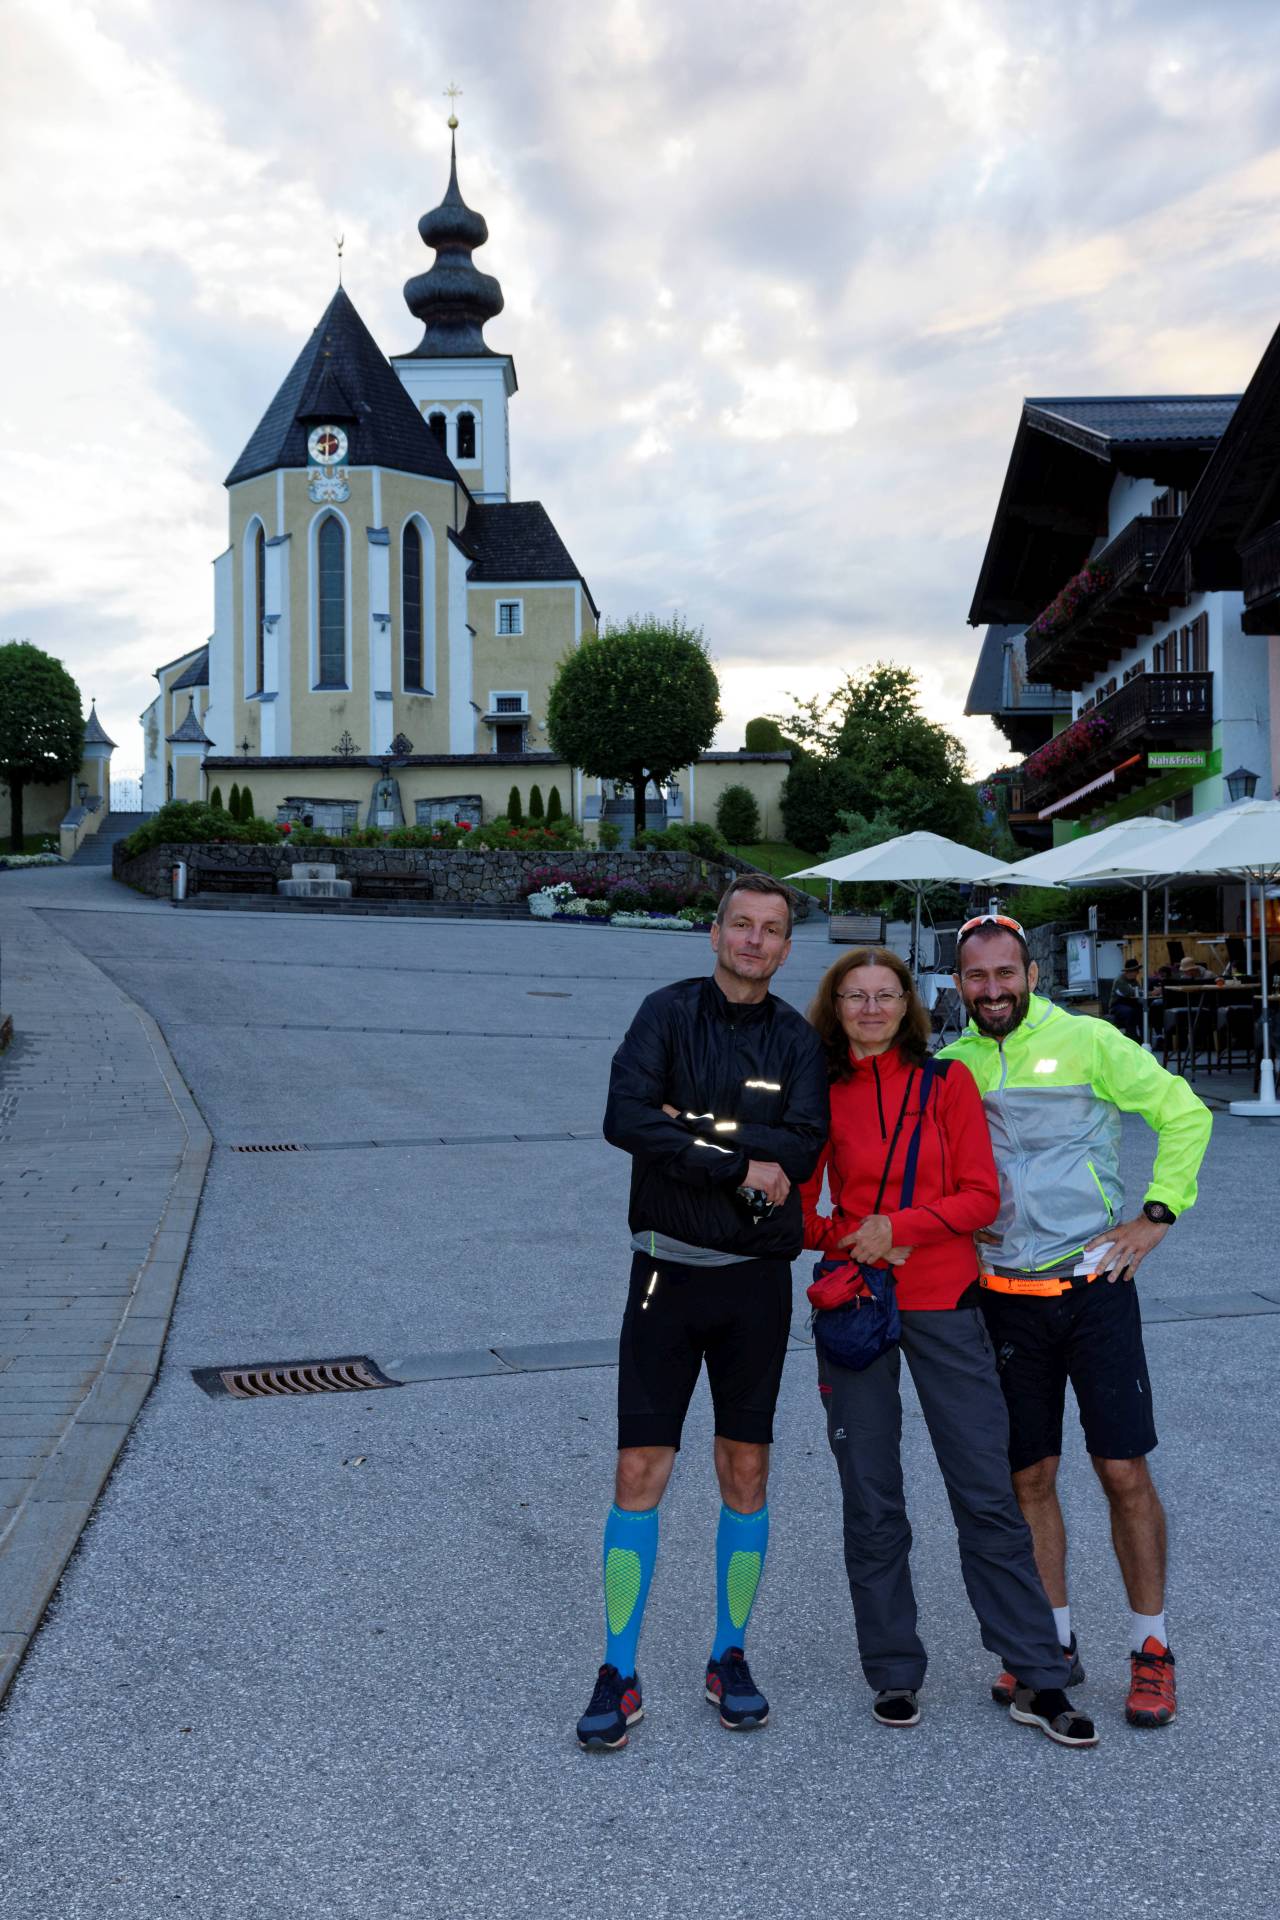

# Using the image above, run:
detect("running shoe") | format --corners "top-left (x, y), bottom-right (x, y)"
top-left (576, 1663), bottom-right (643, 1751)
top-left (1009, 1684), bottom-right (1099, 1748)
top-left (705, 1648), bottom-right (769, 1730)
top-left (991, 1633), bottom-right (1085, 1707)
top-left (1125, 1637), bottom-right (1176, 1727)
top-left (872, 1688), bottom-right (921, 1727)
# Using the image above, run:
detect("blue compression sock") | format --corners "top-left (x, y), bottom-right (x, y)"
top-left (712, 1503), bottom-right (769, 1659)
top-left (602, 1503), bottom-right (659, 1679)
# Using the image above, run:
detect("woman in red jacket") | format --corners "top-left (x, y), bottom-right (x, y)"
top-left (801, 948), bottom-right (1094, 1746)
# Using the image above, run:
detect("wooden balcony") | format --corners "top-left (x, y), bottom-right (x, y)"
top-left (1241, 521), bottom-right (1280, 634)
top-left (1022, 672), bottom-right (1212, 817)
top-left (1024, 515), bottom-right (1180, 689)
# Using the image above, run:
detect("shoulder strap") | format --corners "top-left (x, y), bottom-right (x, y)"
top-left (871, 1070), bottom-right (916, 1215)
top-left (898, 1059), bottom-right (939, 1211)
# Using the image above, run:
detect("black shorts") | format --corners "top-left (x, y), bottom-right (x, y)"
top-left (980, 1278), bottom-right (1158, 1473)
top-left (617, 1251), bottom-right (792, 1450)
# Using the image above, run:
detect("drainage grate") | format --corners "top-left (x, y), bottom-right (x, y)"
top-left (192, 1356), bottom-right (402, 1399)
top-left (527, 990), bottom-right (571, 998)
top-left (231, 1143), bottom-right (302, 1153)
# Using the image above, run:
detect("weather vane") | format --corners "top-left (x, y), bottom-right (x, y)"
top-left (444, 81), bottom-right (462, 129)
top-left (335, 232), bottom-right (345, 286)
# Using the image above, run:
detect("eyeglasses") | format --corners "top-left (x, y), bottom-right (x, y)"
top-left (836, 989), bottom-right (906, 1009)
top-left (956, 912), bottom-right (1027, 941)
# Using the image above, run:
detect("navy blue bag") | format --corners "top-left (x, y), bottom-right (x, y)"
top-left (809, 1060), bottom-right (938, 1373)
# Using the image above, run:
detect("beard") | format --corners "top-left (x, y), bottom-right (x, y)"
top-left (966, 982), bottom-right (1032, 1038)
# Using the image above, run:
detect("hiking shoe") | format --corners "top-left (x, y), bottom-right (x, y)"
top-left (576, 1663), bottom-right (643, 1750)
top-left (1126, 1637), bottom-right (1176, 1728)
top-left (1009, 1684), bottom-right (1099, 1748)
top-left (991, 1633), bottom-right (1085, 1707)
top-left (872, 1687), bottom-right (921, 1728)
top-left (705, 1648), bottom-right (769, 1730)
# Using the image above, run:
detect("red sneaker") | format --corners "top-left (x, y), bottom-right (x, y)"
top-left (992, 1634), bottom-right (1084, 1706)
top-left (1126, 1637), bottom-right (1176, 1727)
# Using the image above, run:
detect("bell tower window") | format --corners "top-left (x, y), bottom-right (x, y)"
top-left (427, 411), bottom-right (447, 450)
top-left (254, 525), bottom-right (266, 694)
top-left (456, 411), bottom-right (476, 460)
top-left (316, 514), bottom-right (347, 688)
top-left (403, 522), bottom-right (424, 689)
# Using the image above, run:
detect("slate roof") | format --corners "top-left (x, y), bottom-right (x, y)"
top-left (82, 703), bottom-right (117, 748)
top-left (1025, 395), bottom-right (1239, 452)
top-left (166, 698), bottom-right (212, 746)
top-left (965, 624), bottom-right (1022, 716)
top-left (226, 287), bottom-right (463, 489)
top-left (460, 501), bottom-right (599, 614)
top-left (171, 645), bottom-right (210, 691)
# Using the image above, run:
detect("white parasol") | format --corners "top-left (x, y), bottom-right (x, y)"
top-left (789, 830), bottom-right (1019, 974)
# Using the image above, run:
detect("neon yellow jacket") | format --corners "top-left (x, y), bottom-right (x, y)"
top-left (939, 994), bottom-right (1212, 1273)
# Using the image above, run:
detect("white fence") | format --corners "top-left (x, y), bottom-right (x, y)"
top-left (109, 771), bottom-right (145, 813)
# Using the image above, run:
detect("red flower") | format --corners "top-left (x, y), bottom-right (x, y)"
top-left (280, 822), bottom-right (292, 835)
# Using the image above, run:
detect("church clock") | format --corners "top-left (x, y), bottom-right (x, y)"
top-left (307, 424), bottom-right (350, 501)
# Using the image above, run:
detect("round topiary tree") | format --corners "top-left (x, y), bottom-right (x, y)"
top-left (527, 783), bottom-right (544, 821)
top-left (547, 614), bottom-right (721, 839)
top-left (546, 783), bottom-right (564, 822)
top-left (715, 783), bottom-right (761, 845)
top-left (0, 640), bottom-right (86, 853)
top-left (507, 785), bottom-right (523, 825)
top-left (744, 716), bottom-right (788, 753)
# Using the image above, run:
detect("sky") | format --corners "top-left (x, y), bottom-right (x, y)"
top-left (7, 0), bottom-right (1280, 783)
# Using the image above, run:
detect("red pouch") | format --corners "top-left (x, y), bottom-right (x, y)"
top-left (806, 1257), bottom-right (872, 1312)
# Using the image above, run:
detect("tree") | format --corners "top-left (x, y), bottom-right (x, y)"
top-left (546, 783), bottom-right (564, 822)
top-left (744, 716), bottom-right (791, 753)
top-left (547, 614), bottom-right (721, 838)
top-left (507, 785), bottom-right (523, 825)
top-left (715, 783), bottom-right (760, 845)
top-left (238, 784), bottom-right (255, 822)
top-left (776, 664), bottom-right (981, 854)
top-left (229, 781), bottom-right (242, 821)
top-left (527, 783), bottom-right (544, 821)
top-left (0, 641), bottom-right (85, 853)
top-left (209, 785), bottom-right (223, 811)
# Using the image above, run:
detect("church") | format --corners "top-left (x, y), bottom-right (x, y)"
top-left (141, 122), bottom-right (788, 841)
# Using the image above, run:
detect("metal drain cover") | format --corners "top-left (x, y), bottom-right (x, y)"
top-left (192, 1355), bottom-right (401, 1399)
top-left (231, 1142), bottom-right (302, 1153)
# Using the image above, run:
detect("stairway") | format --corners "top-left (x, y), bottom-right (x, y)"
top-left (71, 811), bottom-right (150, 865)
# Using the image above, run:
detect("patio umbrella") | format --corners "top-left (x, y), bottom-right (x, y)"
top-left (789, 830), bottom-right (1019, 974)
top-left (1093, 799), bottom-right (1280, 1116)
top-left (1007, 816), bottom-right (1185, 1050)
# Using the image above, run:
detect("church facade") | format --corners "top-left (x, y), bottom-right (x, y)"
top-left (142, 134), bottom-right (788, 840)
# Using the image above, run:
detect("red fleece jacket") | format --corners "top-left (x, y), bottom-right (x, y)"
top-left (799, 1047), bottom-right (999, 1311)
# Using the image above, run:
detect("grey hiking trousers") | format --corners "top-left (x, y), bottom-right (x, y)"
top-left (817, 1306), bottom-right (1068, 1694)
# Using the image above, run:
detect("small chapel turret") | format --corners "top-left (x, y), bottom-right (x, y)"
top-left (392, 114), bottom-right (516, 503)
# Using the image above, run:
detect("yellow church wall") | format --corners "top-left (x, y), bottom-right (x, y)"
top-left (675, 758), bottom-right (790, 838)
top-left (381, 469), bottom-right (457, 753)
top-left (469, 583), bottom-right (578, 757)
top-left (199, 759), bottom-right (578, 828)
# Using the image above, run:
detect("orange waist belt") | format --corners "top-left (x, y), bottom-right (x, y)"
top-left (979, 1270), bottom-right (1098, 1297)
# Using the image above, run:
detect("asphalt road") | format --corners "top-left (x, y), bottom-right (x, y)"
top-left (0, 881), bottom-right (1276, 1919)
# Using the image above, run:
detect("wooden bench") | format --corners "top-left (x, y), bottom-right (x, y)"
top-left (351, 874), bottom-right (435, 901)
top-left (827, 912), bottom-right (886, 945)
top-left (195, 865), bottom-right (278, 896)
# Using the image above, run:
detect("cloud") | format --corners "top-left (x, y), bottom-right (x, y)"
top-left (6, 0), bottom-right (1280, 785)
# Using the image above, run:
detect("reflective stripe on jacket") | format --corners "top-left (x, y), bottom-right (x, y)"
top-left (938, 994), bottom-right (1212, 1274)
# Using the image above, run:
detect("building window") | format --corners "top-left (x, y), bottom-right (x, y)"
top-left (254, 525), bottom-right (266, 694)
top-left (1151, 488), bottom-right (1187, 519)
top-left (495, 694), bottom-right (524, 714)
top-left (403, 521), bottom-right (424, 689)
top-left (456, 411), bottom-right (476, 460)
top-left (427, 411), bottom-right (447, 450)
top-left (1172, 789), bottom-right (1194, 821)
top-left (316, 514), bottom-right (346, 687)
top-left (1187, 612), bottom-right (1209, 672)
top-left (497, 600), bottom-right (523, 635)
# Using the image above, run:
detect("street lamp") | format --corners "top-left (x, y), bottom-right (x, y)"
top-left (1226, 766), bottom-right (1259, 802)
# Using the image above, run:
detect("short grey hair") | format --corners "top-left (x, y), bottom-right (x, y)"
top-left (715, 874), bottom-right (794, 937)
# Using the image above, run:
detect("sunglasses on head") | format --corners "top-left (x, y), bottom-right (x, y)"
top-left (956, 912), bottom-right (1027, 941)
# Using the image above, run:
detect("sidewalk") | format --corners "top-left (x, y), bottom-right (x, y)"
top-left (0, 896), bottom-right (210, 1699)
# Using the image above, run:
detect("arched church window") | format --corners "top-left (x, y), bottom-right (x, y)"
top-left (428, 411), bottom-right (447, 450)
top-left (456, 411), bottom-right (476, 460)
top-left (316, 514), bottom-right (346, 687)
top-left (254, 525), bottom-right (266, 694)
top-left (403, 522), bottom-right (424, 689)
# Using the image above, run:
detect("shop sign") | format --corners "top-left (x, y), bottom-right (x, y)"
top-left (1147, 750), bottom-right (1207, 770)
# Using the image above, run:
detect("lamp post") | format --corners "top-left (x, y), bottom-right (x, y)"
top-left (1227, 772), bottom-right (1260, 969)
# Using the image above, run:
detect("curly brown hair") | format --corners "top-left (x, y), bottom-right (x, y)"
top-left (807, 947), bottom-right (932, 1081)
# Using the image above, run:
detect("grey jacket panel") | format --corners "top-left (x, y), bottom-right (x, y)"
top-left (981, 1086), bottom-right (1123, 1273)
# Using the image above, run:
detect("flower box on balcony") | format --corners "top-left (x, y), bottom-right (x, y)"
top-left (1026, 565), bottom-right (1113, 645)
top-left (1022, 709), bottom-right (1114, 783)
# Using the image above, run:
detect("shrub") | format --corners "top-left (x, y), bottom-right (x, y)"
top-left (238, 785), bottom-right (255, 822)
top-left (209, 785), bottom-right (223, 811)
top-left (715, 784), bottom-right (761, 844)
top-left (608, 884), bottom-right (649, 913)
top-left (119, 799), bottom-right (282, 857)
top-left (507, 785), bottom-right (523, 826)
top-left (546, 784), bottom-right (564, 821)
top-left (597, 819), bottom-right (622, 849)
top-left (228, 781), bottom-right (241, 821)
top-left (634, 821), bottom-right (726, 857)
top-left (744, 716), bottom-right (788, 753)
top-left (528, 783), bottom-right (544, 820)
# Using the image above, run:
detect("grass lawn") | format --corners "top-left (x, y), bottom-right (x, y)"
top-left (5, 834), bottom-right (61, 855)
top-left (725, 840), bottom-right (829, 902)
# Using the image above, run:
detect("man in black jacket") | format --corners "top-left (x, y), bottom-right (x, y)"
top-left (576, 875), bottom-right (828, 1750)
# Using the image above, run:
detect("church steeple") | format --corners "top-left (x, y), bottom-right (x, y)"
top-left (401, 132), bottom-right (505, 359)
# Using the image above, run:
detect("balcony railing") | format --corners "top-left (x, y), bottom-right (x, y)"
top-left (1242, 521), bottom-right (1280, 618)
top-left (1024, 515), bottom-right (1180, 689)
top-left (1022, 672), bottom-right (1212, 812)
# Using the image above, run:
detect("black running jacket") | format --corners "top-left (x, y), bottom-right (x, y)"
top-left (603, 975), bottom-right (829, 1259)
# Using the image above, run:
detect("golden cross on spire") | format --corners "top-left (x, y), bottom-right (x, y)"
top-left (335, 232), bottom-right (345, 286)
top-left (444, 81), bottom-right (462, 129)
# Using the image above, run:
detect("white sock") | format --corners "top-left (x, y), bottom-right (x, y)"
top-left (1052, 1605), bottom-right (1071, 1646)
top-left (1131, 1609), bottom-right (1167, 1652)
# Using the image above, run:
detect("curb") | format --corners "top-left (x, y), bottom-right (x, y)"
top-left (0, 993), bottom-right (212, 1707)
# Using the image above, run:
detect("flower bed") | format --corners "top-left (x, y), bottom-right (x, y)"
top-left (0, 852), bottom-right (64, 869)
top-left (526, 876), bottom-right (716, 929)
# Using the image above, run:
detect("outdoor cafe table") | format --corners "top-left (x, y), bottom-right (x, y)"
top-left (1155, 982), bottom-right (1278, 1078)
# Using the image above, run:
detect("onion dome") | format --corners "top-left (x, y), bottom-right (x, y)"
top-left (402, 133), bottom-right (505, 358)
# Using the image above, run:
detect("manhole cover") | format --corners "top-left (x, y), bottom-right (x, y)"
top-left (231, 1143), bottom-right (302, 1153)
top-left (527, 991), bottom-right (572, 998)
top-left (192, 1356), bottom-right (401, 1399)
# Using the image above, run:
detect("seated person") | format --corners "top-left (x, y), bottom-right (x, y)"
top-left (1108, 958), bottom-right (1144, 1038)
top-left (1177, 957), bottom-right (1210, 985)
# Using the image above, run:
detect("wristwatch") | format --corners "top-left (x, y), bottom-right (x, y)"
top-left (1142, 1200), bottom-right (1177, 1226)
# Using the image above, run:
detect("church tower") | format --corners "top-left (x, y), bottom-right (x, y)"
top-left (391, 125), bottom-right (515, 503)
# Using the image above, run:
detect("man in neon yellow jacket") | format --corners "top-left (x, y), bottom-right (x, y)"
top-left (940, 914), bottom-right (1211, 1732)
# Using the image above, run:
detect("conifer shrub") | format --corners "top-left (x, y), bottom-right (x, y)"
top-left (507, 785), bottom-right (523, 825)
top-left (546, 784), bottom-right (564, 821)
top-left (528, 783), bottom-right (544, 820)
